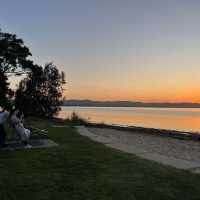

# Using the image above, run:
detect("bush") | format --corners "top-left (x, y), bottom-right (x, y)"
top-left (68, 112), bottom-right (89, 125)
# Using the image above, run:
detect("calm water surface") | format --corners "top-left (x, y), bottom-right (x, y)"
top-left (58, 106), bottom-right (200, 133)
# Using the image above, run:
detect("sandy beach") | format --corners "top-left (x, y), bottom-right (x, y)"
top-left (77, 126), bottom-right (200, 172)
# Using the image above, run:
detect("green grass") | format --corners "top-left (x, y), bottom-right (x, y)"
top-left (0, 118), bottom-right (200, 200)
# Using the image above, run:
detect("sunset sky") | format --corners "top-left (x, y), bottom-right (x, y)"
top-left (1, 0), bottom-right (200, 102)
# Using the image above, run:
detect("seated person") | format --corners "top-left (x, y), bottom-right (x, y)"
top-left (10, 109), bottom-right (32, 148)
top-left (0, 108), bottom-right (9, 148)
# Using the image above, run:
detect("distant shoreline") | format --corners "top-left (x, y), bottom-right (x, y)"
top-left (62, 105), bottom-right (200, 108)
top-left (62, 99), bottom-right (200, 108)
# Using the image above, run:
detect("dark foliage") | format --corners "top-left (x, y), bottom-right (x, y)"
top-left (67, 112), bottom-right (89, 125)
top-left (15, 63), bottom-right (65, 117)
top-left (0, 29), bottom-right (31, 108)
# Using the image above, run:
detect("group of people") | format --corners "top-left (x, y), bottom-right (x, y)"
top-left (0, 108), bottom-right (31, 149)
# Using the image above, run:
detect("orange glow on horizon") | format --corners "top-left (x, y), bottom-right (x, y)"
top-left (65, 92), bottom-right (200, 103)
top-left (63, 77), bottom-right (200, 103)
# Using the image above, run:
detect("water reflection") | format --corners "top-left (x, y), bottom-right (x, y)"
top-left (58, 106), bottom-right (200, 133)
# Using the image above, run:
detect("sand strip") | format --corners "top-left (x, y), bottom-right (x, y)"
top-left (76, 126), bottom-right (200, 172)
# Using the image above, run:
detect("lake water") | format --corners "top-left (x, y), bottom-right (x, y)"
top-left (58, 106), bottom-right (200, 133)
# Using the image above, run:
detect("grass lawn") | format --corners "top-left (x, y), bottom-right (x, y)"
top-left (0, 118), bottom-right (200, 200)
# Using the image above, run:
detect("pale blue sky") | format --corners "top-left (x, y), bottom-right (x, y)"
top-left (1, 0), bottom-right (200, 102)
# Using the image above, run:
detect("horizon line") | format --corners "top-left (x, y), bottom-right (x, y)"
top-left (64, 99), bottom-right (200, 104)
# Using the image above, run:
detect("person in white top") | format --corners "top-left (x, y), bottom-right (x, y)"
top-left (10, 109), bottom-right (32, 148)
top-left (0, 108), bottom-right (9, 147)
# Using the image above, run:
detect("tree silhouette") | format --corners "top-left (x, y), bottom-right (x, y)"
top-left (15, 63), bottom-right (66, 117)
top-left (0, 29), bottom-right (32, 108)
top-left (0, 29), bottom-right (66, 116)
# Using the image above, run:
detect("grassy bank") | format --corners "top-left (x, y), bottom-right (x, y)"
top-left (0, 117), bottom-right (200, 200)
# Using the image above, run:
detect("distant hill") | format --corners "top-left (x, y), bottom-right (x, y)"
top-left (63, 99), bottom-right (200, 108)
